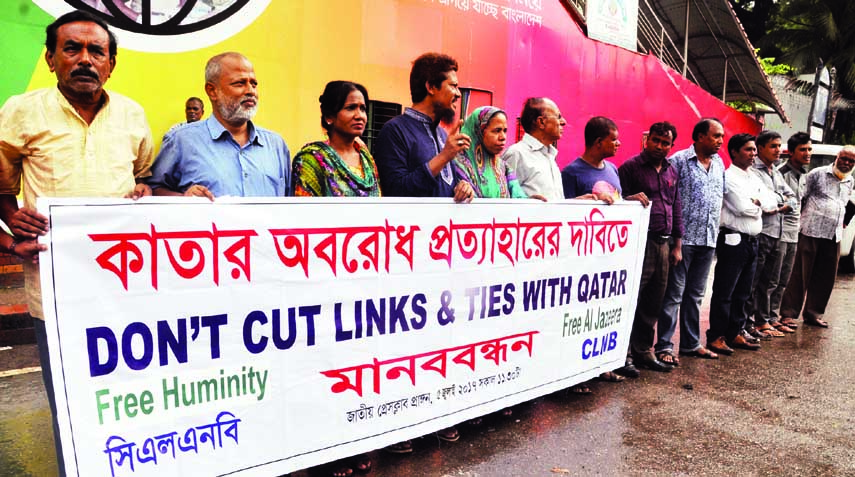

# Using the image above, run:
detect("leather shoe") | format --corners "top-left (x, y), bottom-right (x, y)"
top-left (632, 354), bottom-right (673, 372)
top-left (740, 330), bottom-right (761, 345)
top-left (745, 326), bottom-right (772, 341)
top-left (614, 358), bottom-right (640, 378)
top-left (728, 334), bottom-right (761, 351)
top-left (707, 336), bottom-right (734, 356)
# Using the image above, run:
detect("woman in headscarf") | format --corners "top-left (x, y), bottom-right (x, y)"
top-left (453, 106), bottom-right (540, 200)
top-left (292, 80), bottom-right (380, 198)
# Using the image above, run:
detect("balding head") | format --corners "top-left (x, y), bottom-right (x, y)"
top-left (204, 52), bottom-right (258, 127)
top-left (205, 52), bottom-right (252, 84)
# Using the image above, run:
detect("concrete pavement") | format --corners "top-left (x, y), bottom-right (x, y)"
top-left (1, 275), bottom-right (853, 477)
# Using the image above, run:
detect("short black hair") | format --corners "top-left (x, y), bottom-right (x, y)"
top-left (691, 118), bottom-right (722, 142)
top-left (520, 97), bottom-right (547, 134)
top-left (46, 10), bottom-right (117, 58)
top-left (756, 130), bottom-right (782, 147)
top-left (409, 52), bottom-right (458, 104)
top-left (728, 133), bottom-right (755, 158)
top-left (584, 116), bottom-right (617, 148)
top-left (787, 131), bottom-right (811, 153)
top-left (648, 121), bottom-right (677, 143)
top-left (319, 80), bottom-right (369, 132)
top-left (186, 97), bottom-right (203, 106)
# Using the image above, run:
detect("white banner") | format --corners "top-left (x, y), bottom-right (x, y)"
top-left (39, 197), bottom-right (649, 476)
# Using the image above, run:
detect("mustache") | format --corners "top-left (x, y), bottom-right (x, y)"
top-left (71, 68), bottom-right (99, 79)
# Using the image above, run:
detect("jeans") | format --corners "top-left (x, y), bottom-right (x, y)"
top-left (770, 241), bottom-right (798, 322)
top-left (34, 318), bottom-right (65, 477)
top-left (707, 232), bottom-right (758, 343)
top-left (747, 233), bottom-right (784, 327)
top-left (655, 244), bottom-right (715, 353)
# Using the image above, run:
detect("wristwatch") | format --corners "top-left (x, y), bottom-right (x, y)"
top-left (8, 237), bottom-right (20, 255)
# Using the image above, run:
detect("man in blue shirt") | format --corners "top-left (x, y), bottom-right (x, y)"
top-left (375, 52), bottom-right (474, 201)
top-left (563, 116), bottom-right (650, 381)
top-left (149, 52), bottom-right (290, 198)
top-left (562, 116), bottom-right (646, 203)
top-left (656, 118), bottom-right (726, 361)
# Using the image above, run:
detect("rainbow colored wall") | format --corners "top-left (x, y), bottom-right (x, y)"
top-left (3, 0), bottom-right (759, 166)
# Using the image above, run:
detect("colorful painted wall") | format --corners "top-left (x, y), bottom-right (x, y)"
top-left (3, 0), bottom-right (759, 166)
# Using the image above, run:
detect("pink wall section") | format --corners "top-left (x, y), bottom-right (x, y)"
top-left (414, 1), bottom-right (759, 167)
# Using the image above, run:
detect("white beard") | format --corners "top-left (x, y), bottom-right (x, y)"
top-left (832, 163), bottom-right (853, 180)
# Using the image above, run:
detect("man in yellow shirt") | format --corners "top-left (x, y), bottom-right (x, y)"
top-left (0, 10), bottom-right (153, 476)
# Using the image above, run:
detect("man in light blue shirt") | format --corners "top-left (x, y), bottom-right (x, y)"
top-left (655, 118), bottom-right (726, 361)
top-left (149, 52), bottom-right (290, 198)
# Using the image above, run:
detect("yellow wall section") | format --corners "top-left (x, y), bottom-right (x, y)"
top-left (24, 1), bottom-right (428, 154)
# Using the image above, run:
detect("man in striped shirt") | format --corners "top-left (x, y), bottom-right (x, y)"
top-left (779, 147), bottom-right (855, 328)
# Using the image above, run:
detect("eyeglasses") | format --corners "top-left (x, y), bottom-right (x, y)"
top-left (837, 156), bottom-right (855, 164)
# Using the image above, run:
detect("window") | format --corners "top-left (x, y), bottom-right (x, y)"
top-left (365, 100), bottom-right (403, 155)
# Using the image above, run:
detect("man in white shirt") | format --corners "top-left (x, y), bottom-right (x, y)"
top-left (707, 134), bottom-right (776, 355)
top-left (502, 97), bottom-right (566, 201)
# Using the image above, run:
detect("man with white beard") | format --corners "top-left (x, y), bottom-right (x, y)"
top-left (149, 52), bottom-right (290, 198)
top-left (779, 147), bottom-right (855, 328)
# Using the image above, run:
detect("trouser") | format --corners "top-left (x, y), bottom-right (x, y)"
top-left (770, 240), bottom-right (798, 322)
top-left (34, 318), bottom-right (66, 477)
top-left (707, 231), bottom-right (758, 343)
top-left (629, 237), bottom-right (670, 358)
top-left (655, 244), bottom-right (715, 353)
top-left (747, 233), bottom-right (784, 328)
top-left (780, 234), bottom-right (840, 322)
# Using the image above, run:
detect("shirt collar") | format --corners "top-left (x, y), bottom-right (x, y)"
top-left (206, 115), bottom-right (263, 146)
top-left (822, 165), bottom-right (855, 183)
top-left (683, 144), bottom-right (722, 164)
top-left (54, 86), bottom-right (110, 120)
top-left (521, 133), bottom-right (557, 156)
top-left (404, 107), bottom-right (435, 126)
top-left (779, 161), bottom-right (806, 175)
top-left (640, 150), bottom-right (670, 169)
top-left (752, 157), bottom-right (775, 172)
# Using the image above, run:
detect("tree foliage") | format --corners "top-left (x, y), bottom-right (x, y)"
top-left (729, 0), bottom-right (855, 143)
top-left (762, 0), bottom-right (855, 98)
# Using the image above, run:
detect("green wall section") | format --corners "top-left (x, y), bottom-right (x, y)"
top-left (1, 1), bottom-right (53, 104)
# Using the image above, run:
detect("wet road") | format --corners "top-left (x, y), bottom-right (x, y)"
top-left (1, 274), bottom-right (853, 477)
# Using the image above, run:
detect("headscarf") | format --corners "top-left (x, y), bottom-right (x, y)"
top-left (454, 106), bottom-right (514, 198)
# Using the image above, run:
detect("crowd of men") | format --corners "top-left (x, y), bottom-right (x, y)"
top-left (1, 10), bottom-right (854, 477)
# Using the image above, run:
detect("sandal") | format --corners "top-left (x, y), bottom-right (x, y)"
top-left (770, 321), bottom-right (795, 333)
top-left (804, 317), bottom-right (829, 328)
top-left (322, 459), bottom-right (354, 477)
top-left (597, 371), bottom-right (626, 382)
top-left (678, 347), bottom-right (719, 360)
top-left (746, 326), bottom-right (773, 340)
top-left (437, 427), bottom-right (459, 442)
top-left (570, 384), bottom-right (592, 395)
top-left (656, 351), bottom-right (680, 366)
top-left (756, 323), bottom-right (785, 337)
top-left (384, 440), bottom-right (413, 454)
top-left (780, 317), bottom-right (799, 329)
top-left (350, 454), bottom-right (372, 474)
